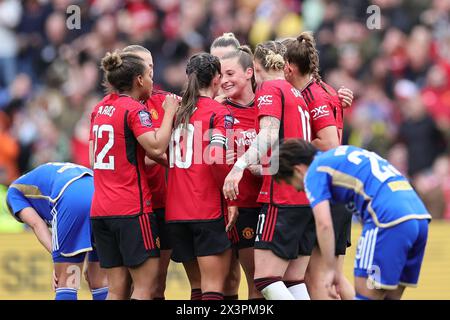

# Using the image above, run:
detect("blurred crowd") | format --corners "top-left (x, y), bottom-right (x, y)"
top-left (0, 0), bottom-right (450, 219)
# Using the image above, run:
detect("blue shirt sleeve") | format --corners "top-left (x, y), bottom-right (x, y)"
top-left (6, 188), bottom-right (31, 222)
top-left (304, 161), bottom-right (333, 208)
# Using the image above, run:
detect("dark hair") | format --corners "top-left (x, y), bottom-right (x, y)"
top-left (211, 32), bottom-right (240, 51)
top-left (122, 45), bottom-right (151, 54)
top-left (101, 50), bottom-right (146, 93)
top-left (176, 53), bottom-right (221, 127)
top-left (254, 40), bottom-right (286, 72)
top-left (221, 45), bottom-right (256, 92)
top-left (284, 31), bottom-right (331, 94)
top-left (280, 37), bottom-right (296, 48)
top-left (275, 139), bottom-right (317, 183)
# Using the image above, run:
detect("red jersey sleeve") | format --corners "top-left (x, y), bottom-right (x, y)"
top-left (128, 107), bottom-right (155, 138)
top-left (257, 83), bottom-right (283, 120)
top-left (307, 94), bottom-right (337, 134)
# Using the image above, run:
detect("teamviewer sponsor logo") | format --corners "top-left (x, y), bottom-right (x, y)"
top-left (169, 121), bottom-right (277, 175)
top-left (257, 95), bottom-right (273, 108)
top-left (311, 105), bottom-right (329, 120)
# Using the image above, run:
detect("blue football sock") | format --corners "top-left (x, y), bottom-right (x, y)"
top-left (355, 293), bottom-right (371, 300)
top-left (55, 287), bottom-right (78, 300)
top-left (91, 287), bottom-right (108, 300)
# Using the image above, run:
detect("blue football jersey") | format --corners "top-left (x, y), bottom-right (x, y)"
top-left (6, 162), bottom-right (92, 224)
top-left (304, 146), bottom-right (431, 228)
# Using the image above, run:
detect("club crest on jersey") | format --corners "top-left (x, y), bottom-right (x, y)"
top-left (242, 227), bottom-right (255, 240)
top-left (257, 95), bottom-right (273, 108)
top-left (224, 115), bottom-right (234, 129)
top-left (150, 108), bottom-right (159, 120)
top-left (311, 105), bottom-right (330, 120)
top-left (139, 110), bottom-right (152, 127)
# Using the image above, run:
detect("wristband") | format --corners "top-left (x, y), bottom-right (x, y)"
top-left (234, 157), bottom-right (248, 170)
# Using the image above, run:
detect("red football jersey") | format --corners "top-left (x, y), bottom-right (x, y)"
top-left (90, 94), bottom-right (154, 218)
top-left (144, 91), bottom-right (168, 209)
top-left (302, 80), bottom-right (343, 143)
top-left (166, 97), bottom-right (233, 222)
top-left (256, 79), bottom-right (310, 206)
top-left (224, 98), bottom-right (263, 208)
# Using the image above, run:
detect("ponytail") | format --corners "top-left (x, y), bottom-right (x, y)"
top-left (176, 52), bottom-right (221, 127)
top-left (177, 73), bottom-right (200, 128)
top-left (285, 31), bottom-right (332, 94)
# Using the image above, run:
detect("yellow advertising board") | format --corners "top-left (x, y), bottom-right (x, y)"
top-left (0, 221), bottom-right (449, 300)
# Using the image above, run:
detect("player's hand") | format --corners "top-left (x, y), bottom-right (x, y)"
top-left (214, 94), bottom-right (227, 104)
top-left (248, 164), bottom-right (263, 176)
top-left (223, 166), bottom-right (244, 200)
top-left (162, 94), bottom-right (180, 114)
top-left (338, 86), bottom-right (353, 109)
top-left (226, 206), bottom-right (239, 232)
top-left (52, 269), bottom-right (58, 291)
top-left (324, 269), bottom-right (340, 300)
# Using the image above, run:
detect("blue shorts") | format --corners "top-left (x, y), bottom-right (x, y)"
top-left (51, 176), bottom-right (95, 263)
top-left (354, 218), bottom-right (429, 290)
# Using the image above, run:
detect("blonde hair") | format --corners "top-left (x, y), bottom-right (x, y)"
top-left (254, 41), bottom-right (286, 71)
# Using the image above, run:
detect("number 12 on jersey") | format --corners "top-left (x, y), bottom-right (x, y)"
top-left (92, 124), bottom-right (115, 170)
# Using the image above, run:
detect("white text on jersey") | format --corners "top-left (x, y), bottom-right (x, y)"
top-left (97, 105), bottom-right (116, 117)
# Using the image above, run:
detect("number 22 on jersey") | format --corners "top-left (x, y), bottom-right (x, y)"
top-left (345, 148), bottom-right (401, 183)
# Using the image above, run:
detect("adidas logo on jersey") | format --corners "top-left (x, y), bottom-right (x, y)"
top-left (234, 118), bottom-right (240, 124)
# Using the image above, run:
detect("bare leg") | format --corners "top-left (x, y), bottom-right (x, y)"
top-left (154, 249), bottom-right (172, 299)
top-left (128, 257), bottom-right (160, 300)
top-left (85, 261), bottom-right (108, 290)
top-left (197, 249), bottom-right (232, 294)
top-left (104, 267), bottom-right (132, 300)
top-left (239, 247), bottom-right (263, 299)
top-left (354, 276), bottom-right (387, 300)
top-left (223, 249), bottom-right (241, 298)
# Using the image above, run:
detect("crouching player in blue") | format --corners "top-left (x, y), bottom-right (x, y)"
top-left (275, 140), bottom-right (431, 300)
top-left (6, 162), bottom-right (108, 300)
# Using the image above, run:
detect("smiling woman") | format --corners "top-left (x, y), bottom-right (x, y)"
top-left (219, 46), bottom-right (264, 300)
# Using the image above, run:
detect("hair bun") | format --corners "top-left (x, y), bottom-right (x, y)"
top-left (222, 32), bottom-right (237, 39)
top-left (101, 51), bottom-right (123, 72)
top-left (296, 31), bottom-right (315, 45)
top-left (265, 50), bottom-right (285, 70)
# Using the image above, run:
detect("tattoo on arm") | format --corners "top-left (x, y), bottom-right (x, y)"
top-left (237, 116), bottom-right (280, 167)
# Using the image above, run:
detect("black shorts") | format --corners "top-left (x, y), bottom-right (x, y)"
top-left (228, 207), bottom-right (260, 250)
top-left (331, 203), bottom-right (353, 255)
top-left (91, 213), bottom-right (160, 269)
top-left (254, 204), bottom-right (316, 260)
top-left (154, 208), bottom-right (171, 250)
top-left (167, 217), bottom-right (232, 263)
